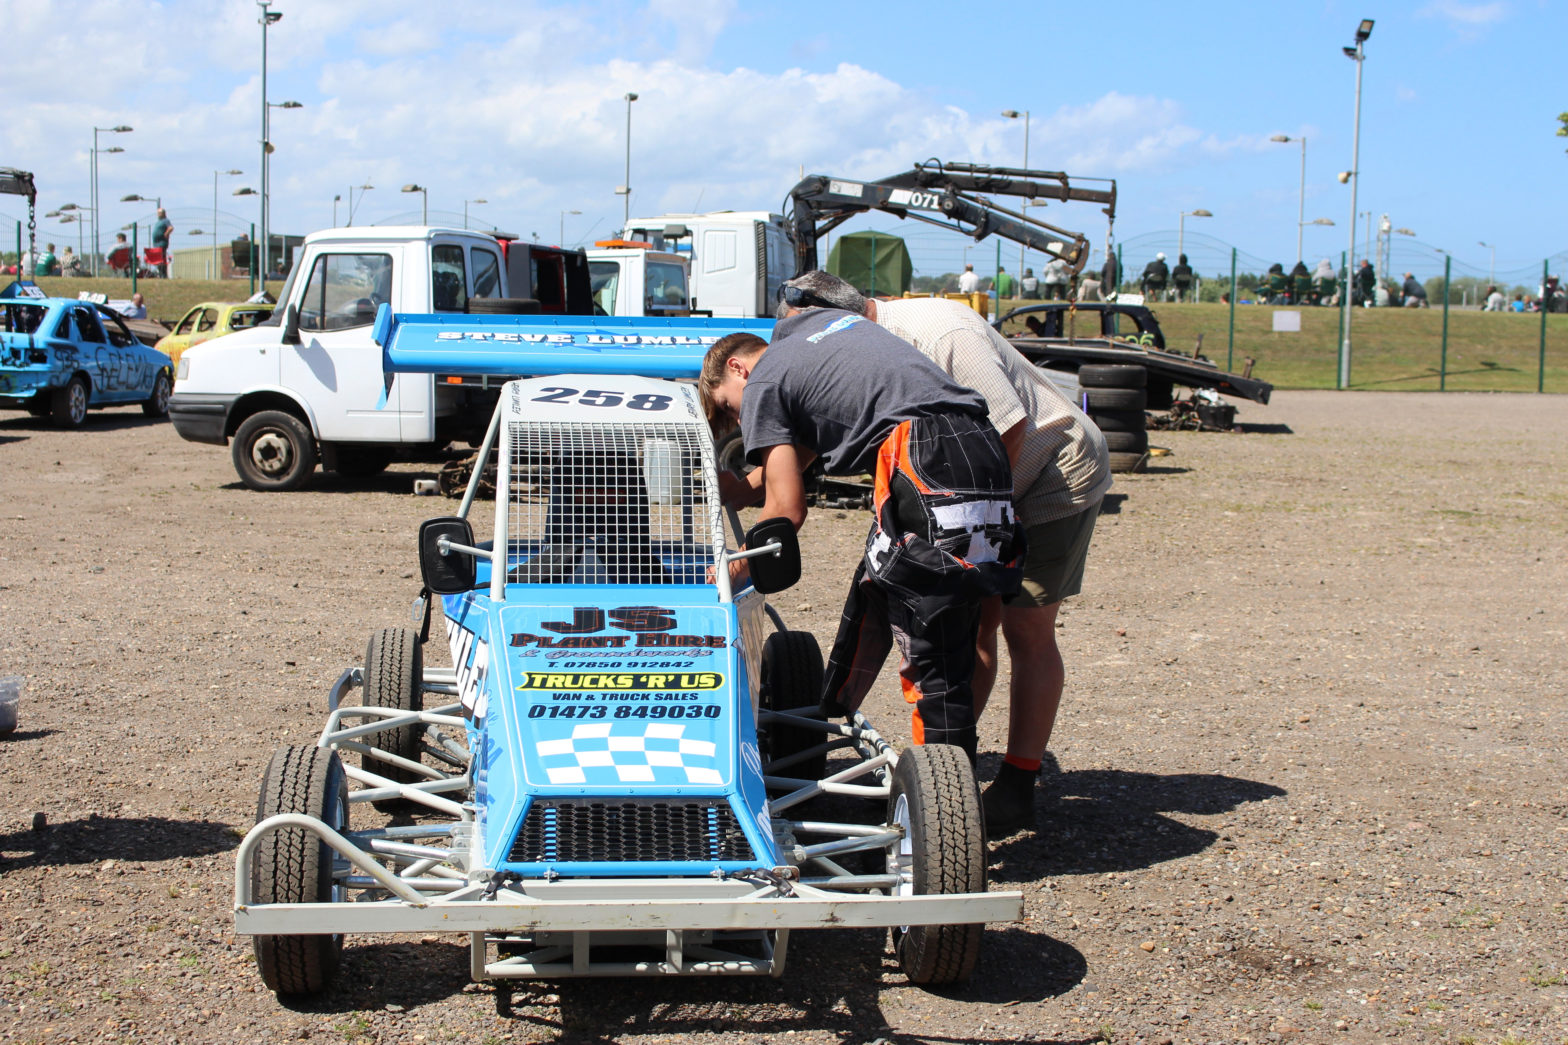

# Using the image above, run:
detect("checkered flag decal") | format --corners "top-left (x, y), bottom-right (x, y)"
top-left (537, 722), bottom-right (722, 786)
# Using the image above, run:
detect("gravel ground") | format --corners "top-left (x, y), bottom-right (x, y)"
top-left (1, 390), bottom-right (1565, 1045)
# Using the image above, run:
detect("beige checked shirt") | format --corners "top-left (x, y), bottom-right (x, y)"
top-left (873, 297), bottom-right (1111, 525)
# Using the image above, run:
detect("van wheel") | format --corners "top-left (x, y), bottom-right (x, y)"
top-left (233, 410), bottom-right (319, 491)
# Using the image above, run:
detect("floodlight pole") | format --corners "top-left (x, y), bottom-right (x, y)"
top-left (1339, 22), bottom-right (1371, 391)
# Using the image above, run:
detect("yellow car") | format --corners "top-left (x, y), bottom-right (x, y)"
top-left (155, 301), bottom-right (275, 366)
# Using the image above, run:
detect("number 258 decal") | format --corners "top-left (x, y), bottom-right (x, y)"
top-left (531, 387), bottom-right (672, 411)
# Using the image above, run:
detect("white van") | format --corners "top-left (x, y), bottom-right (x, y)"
top-left (586, 243), bottom-right (692, 317)
top-left (621, 211), bottom-right (791, 318)
top-left (168, 225), bottom-right (591, 490)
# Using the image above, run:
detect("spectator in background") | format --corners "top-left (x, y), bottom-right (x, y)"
top-left (1290, 261), bottom-right (1311, 304)
top-left (1401, 273), bottom-right (1429, 308)
top-left (995, 265), bottom-right (1015, 299)
top-left (1020, 268), bottom-right (1039, 299)
top-left (34, 243), bottom-right (58, 278)
top-left (151, 208), bottom-right (173, 276)
top-left (1511, 294), bottom-right (1525, 312)
top-left (1313, 258), bottom-right (1337, 304)
top-left (1077, 268), bottom-right (1103, 302)
top-left (1171, 253), bottom-right (1195, 302)
top-left (1141, 252), bottom-right (1169, 300)
top-left (958, 263), bottom-right (980, 294)
top-left (1101, 251), bottom-right (1121, 299)
top-left (1264, 262), bottom-right (1289, 304)
top-left (1042, 256), bottom-right (1070, 300)
top-left (59, 246), bottom-right (83, 276)
top-left (120, 293), bottom-right (147, 319)
top-left (1355, 259), bottom-right (1376, 306)
top-left (1484, 286), bottom-right (1506, 311)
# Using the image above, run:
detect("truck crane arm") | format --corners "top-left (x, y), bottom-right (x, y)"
top-left (785, 158), bottom-right (1116, 279)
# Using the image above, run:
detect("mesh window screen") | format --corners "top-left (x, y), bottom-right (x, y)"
top-left (506, 422), bottom-right (716, 585)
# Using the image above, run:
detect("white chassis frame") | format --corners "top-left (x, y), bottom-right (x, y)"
top-left (233, 666), bottom-right (1021, 979)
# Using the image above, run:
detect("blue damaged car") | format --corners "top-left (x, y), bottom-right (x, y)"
top-left (233, 310), bottom-right (1021, 999)
top-left (0, 289), bottom-right (173, 427)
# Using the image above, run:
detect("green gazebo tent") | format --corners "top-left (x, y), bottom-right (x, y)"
top-left (826, 230), bottom-right (912, 297)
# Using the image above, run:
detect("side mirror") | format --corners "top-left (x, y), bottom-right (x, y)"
top-left (281, 302), bottom-right (300, 345)
top-left (743, 517), bottom-right (800, 595)
top-left (419, 517), bottom-right (477, 594)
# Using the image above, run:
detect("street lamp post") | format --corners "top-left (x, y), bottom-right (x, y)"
top-left (1478, 241), bottom-right (1495, 285)
top-left (559, 209), bottom-right (582, 245)
top-left (347, 183), bottom-right (372, 226)
top-left (1338, 18), bottom-right (1374, 390)
top-left (1270, 134), bottom-right (1308, 263)
top-left (1002, 109), bottom-right (1031, 278)
top-left (464, 198), bottom-right (487, 229)
top-left (212, 170), bottom-right (242, 278)
top-left (257, 0), bottom-right (284, 281)
top-left (1178, 208), bottom-right (1212, 260)
top-left (401, 185), bottom-right (427, 224)
top-left (90, 125), bottom-right (131, 275)
top-left (262, 100), bottom-right (302, 277)
top-left (616, 92), bottom-right (638, 227)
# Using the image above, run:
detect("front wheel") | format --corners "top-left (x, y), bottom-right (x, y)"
top-left (252, 745), bottom-right (347, 997)
top-left (232, 410), bottom-right (318, 491)
top-left (758, 631), bottom-right (827, 782)
top-left (142, 371), bottom-right (171, 417)
top-left (361, 628), bottom-right (424, 812)
top-left (887, 745), bottom-right (987, 985)
top-left (51, 376), bottom-right (89, 428)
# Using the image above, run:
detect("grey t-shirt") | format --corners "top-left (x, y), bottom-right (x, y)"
top-left (740, 308), bottom-right (988, 475)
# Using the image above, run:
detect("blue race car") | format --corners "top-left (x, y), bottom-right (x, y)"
top-left (233, 311), bottom-right (1020, 997)
top-left (0, 288), bottom-right (173, 427)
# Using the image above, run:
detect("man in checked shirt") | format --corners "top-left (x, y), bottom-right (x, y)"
top-left (779, 271), bottom-right (1112, 835)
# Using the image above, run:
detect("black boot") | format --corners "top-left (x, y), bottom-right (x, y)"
top-left (982, 762), bottom-right (1039, 835)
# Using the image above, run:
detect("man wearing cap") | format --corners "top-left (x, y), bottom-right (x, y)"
top-left (1141, 252), bottom-right (1169, 301)
top-left (700, 289), bottom-right (1022, 761)
top-left (761, 271), bottom-right (1111, 833)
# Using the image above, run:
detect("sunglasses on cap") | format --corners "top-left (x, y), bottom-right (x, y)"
top-left (777, 283), bottom-right (841, 311)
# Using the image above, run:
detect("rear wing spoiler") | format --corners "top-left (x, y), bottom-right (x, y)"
top-left (374, 306), bottom-right (775, 381)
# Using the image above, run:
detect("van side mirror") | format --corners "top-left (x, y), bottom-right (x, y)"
top-left (743, 517), bottom-right (800, 594)
top-left (419, 517), bottom-right (477, 594)
top-left (281, 302), bottom-right (300, 345)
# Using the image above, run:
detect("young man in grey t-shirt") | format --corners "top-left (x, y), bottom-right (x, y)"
top-left (700, 305), bottom-right (1022, 759)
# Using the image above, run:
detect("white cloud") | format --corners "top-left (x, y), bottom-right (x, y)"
top-left (1419, 0), bottom-right (1508, 27)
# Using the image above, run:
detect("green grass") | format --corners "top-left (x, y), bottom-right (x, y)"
top-left (996, 297), bottom-right (1568, 393)
top-left (28, 275), bottom-right (285, 330)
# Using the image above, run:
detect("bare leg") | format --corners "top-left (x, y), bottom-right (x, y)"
top-left (972, 595), bottom-right (1002, 719)
top-left (1000, 600), bottom-right (1064, 762)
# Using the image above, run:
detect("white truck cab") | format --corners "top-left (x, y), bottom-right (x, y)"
top-left (168, 225), bottom-right (590, 490)
top-left (621, 212), bottom-right (791, 318)
top-left (586, 242), bottom-right (691, 317)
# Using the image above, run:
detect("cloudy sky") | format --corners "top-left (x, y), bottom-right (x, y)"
top-left (1, 0), bottom-right (1561, 283)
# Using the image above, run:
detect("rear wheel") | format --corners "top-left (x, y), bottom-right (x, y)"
top-left (232, 410), bottom-right (318, 491)
top-left (887, 745), bottom-right (988, 985)
top-left (253, 745), bottom-right (346, 997)
top-left (51, 376), bottom-right (89, 428)
top-left (759, 631), bottom-right (827, 782)
top-left (142, 370), bottom-right (171, 417)
top-left (362, 628), bottom-right (425, 812)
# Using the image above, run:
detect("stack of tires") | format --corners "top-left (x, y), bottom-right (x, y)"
top-left (1077, 364), bottom-right (1149, 473)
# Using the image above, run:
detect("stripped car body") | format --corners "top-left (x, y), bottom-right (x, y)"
top-left (0, 290), bottom-right (173, 425)
top-left (233, 310), bottom-right (1019, 994)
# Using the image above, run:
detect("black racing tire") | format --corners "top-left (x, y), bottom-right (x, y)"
top-left (1084, 387), bottom-right (1148, 411)
top-left (232, 410), bottom-right (318, 491)
top-left (715, 428), bottom-right (749, 474)
top-left (759, 631), bottom-right (827, 783)
top-left (51, 376), bottom-right (89, 428)
top-left (887, 745), bottom-right (988, 985)
top-left (1077, 364), bottom-right (1147, 389)
top-left (362, 628), bottom-right (424, 813)
top-left (141, 370), bottom-right (171, 417)
top-left (1102, 430), bottom-right (1150, 454)
top-left (1108, 451), bottom-right (1148, 473)
top-left (253, 745), bottom-right (346, 998)
top-left (1088, 409), bottom-right (1147, 433)
top-left (331, 445), bottom-right (394, 478)
top-left (467, 297), bottom-right (540, 315)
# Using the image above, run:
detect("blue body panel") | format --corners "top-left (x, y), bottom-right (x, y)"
top-left (0, 297), bottom-right (170, 407)
top-left (375, 307), bottom-right (775, 380)
top-left (443, 583), bottom-right (777, 878)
